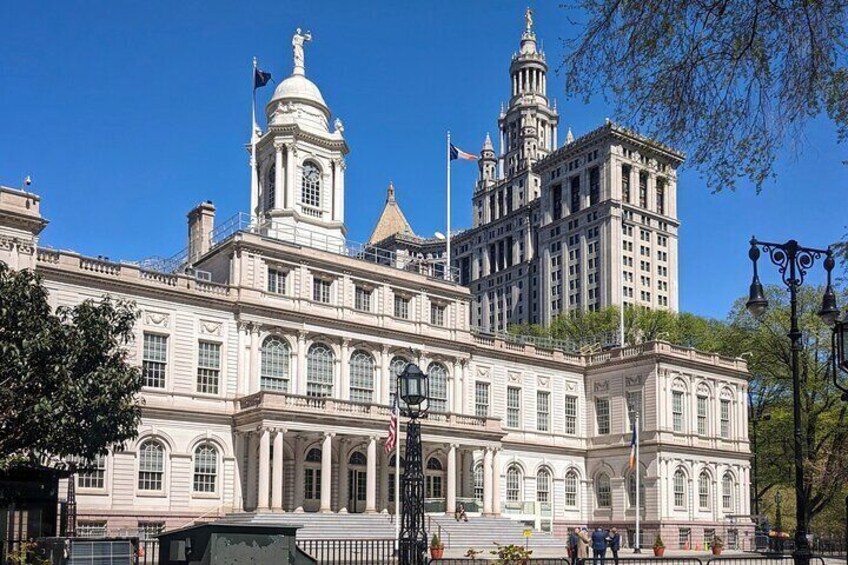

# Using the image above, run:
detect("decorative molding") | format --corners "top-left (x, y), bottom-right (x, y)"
top-left (625, 375), bottom-right (644, 388)
top-left (199, 320), bottom-right (223, 337)
top-left (143, 311), bottom-right (170, 329)
top-left (564, 381), bottom-right (577, 392)
top-left (593, 381), bottom-right (609, 393)
top-left (476, 366), bottom-right (491, 379)
top-left (537, 375), bottom-right (550, 388)
top-left (508, 371), bottom-right (521, 383)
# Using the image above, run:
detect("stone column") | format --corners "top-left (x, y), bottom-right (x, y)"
top-left (492, 449), bottom-right (502, 515)
top-left (380, 345), bottom-right (390, 405)
top-left (233, 432), bottom-right (245, 512)
top-left (340, 338), bottom-right (350, 401)
top-left (453, 361), bottom-right (463, 414)
top-left (297, 331), bottom-right (307, 396)
top-left (483, 448), bottom-right (493, 515)
top-left (366, 436), bottom-right (377, 513)
top-left (272, 429), bottom-right (284, 511)
top-left (246, 432), bottom-right (258, 511)
top-left (257, 428), bottom-right (271, 511)
top-left (332, 159), bottom-right (346, 222)
top-left (320, 433), bottom-right (334, 512)
top-left (446, 444), bottom-right (457, 516)
top-left (285, 144), bottom-right (296, 211)
top-left (274, 142), bottom-right (284, 209)
top-left (338, 438), bottom-right (349, 511)
top-left (293, 436), bottom-right (305, 511)
top-left (249, 326), bottom-right (260, 394)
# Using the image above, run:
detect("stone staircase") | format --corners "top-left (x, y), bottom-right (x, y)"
top-left (222, 512), bottom-right (567, 551)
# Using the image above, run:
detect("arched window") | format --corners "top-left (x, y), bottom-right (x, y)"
top-left (722, 472), bottom-right (734, 511)
top-left (474, 463), bottom-right (484, 502)
top-left (595, 473), bottom-right (612, 508)
top-left (426, 457), bottom-right (443, 471)
top-left (699, 471), bottom-right (711, 509)
top-left (627, 473), bottom-right (645, 508)
top-left (696, 385), bottom-right (710, 435)
top-left (673, 469), bottom-right (687, 508)
top-left (428, 362), bottom-right (449, 413)
top-left (261, 336), bottom-right (290, 392)
top-left (266, 162), bottom-right (276, 209)
top-left (389, 356), bottom-right (409, 403)
top-left (138, 440), bottom-right (165, 491)
top-left (304, 447), bottom-right (322, 500)
top-left (349, 350), bottom-right (375, 403)
top-left (349, 451), bottom-right (366, 466)
top-left (536, 469), bottom-right (552, 504)
top-left (306, 343), bottom-right (334, 397)
top-left (193, 443), bottom-right (218, 493)
top-left (506, 465), bottom-right (522, 503)
top-left (426, 457), bottom-right (444, 499)
top-left (564, 470), bottom-right (578, 507)
top-left (301, 161), bottom-right (321, 208)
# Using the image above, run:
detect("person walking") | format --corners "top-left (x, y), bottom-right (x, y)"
top-left (606, 528), bottom-right (621, 565)
top-left (577, 528), bottom-right (591, 565)
top-left (591, 526), bottom-right (608, 565)
top-left (569, 527), bottom-right (580, 565)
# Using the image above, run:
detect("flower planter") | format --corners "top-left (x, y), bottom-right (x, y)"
top-left (653, 547), bottom-right (665, 557)
top-left (430, 547), bottom-right (445, 559)
top-left (712, 547), bottom-right (723, 556)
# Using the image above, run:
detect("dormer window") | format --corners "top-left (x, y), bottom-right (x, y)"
top-left (302, 162), bottom-right (321, 208)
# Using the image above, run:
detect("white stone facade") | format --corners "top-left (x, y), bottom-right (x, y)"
top-left (0, 16), bottom-right (749, 550)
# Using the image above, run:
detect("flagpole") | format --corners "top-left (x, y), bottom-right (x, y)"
top-left (249, 57), bottom-right (259, 219)
top-left (394, 418), bottom-right (401, 550)
top-left (446, 130), bottom-right (451, 281)
top-left (635, 413), bottom-right (641, 553)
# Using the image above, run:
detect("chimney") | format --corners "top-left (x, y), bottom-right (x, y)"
top-left (187, 201), bottom-right (215, 263)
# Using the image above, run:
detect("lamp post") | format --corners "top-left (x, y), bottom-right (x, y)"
top-left (775, 490), bottom-right (784, 534)
top-left (746, 238), bottom-right (838, 565)
top-left (397, 363), bottom-right (429, 565)
top-left (750, 405), bottom-right (771, 522)
top-left (829, 312), bottom-right (848, 401)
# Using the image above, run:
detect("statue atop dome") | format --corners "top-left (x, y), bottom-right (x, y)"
top-left (524, 7), bottom-right (533, 33)
top-left (292, 28), bottom-right (312, 76)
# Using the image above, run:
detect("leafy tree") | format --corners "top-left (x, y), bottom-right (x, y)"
top-left (0, 261), bottom-right (143, 470)
top-left (561, 0), bottom-right (848, 192)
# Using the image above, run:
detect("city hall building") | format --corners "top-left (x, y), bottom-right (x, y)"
top-left (0, 13), bottom-right (752, 550)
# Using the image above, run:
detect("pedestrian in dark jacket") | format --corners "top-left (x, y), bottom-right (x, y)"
top-left (606, 528), bottom-right (621, 565)
top-left (569, 528), bottom-right (580, 565)
top-left (591, 527), bottom-right (607, 565)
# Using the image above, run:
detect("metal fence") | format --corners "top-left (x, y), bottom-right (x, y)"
top-left (296, 538), bottom-right (396, 563)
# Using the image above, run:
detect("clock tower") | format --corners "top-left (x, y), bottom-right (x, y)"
top-left (253, 29), bottom-right (349, 248)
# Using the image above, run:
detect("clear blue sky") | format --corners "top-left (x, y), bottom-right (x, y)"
top-left (2, 1), bottom-right (846, 320)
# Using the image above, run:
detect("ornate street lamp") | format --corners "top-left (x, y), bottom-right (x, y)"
top-left (398, 363), bottom-right (429, 565)
top-left (830, 313), bottom-right (848, 401)
top-left (746, 238), bottom-right (837, 565)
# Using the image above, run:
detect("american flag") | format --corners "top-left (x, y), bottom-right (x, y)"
top-left (385, 396), bottom-right (399, 454)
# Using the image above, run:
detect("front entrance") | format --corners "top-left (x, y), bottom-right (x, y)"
top-left (347, 469), bottom-right (367, 513)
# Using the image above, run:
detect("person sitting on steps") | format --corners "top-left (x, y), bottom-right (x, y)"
top-left (454, 502), bottom-right (468, 522)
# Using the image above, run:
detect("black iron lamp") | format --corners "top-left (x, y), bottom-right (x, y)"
top-left (830, 312), bottom-right (848, 401)
top-left (746, 242), bottom-right (769, 318)
top-left (398, 363), bottom-right (428, 417)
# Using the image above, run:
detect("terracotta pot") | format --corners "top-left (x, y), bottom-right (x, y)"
top-left (712, 547), bottom-right (723, 555)
top-left (430, 547), bottom-right (445, 560)
top-left (653, 547), bottom-right (665, 557)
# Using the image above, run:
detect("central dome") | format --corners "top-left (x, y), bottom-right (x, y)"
top-left (270, 74), bottom-right (327, 111)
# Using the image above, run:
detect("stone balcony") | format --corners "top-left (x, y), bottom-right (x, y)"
top-left (235, 391), bottom-right (505, 440)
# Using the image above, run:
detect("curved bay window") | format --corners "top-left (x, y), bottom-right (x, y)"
top-left (301, 161), bottom-right (321, 209)
top-left (349, 350), bottom-right (375, 403)
top-left (138, 440), bottom-right (165, 492)
top-left (506, 465), bottom-right (522, 504)
top-left (306, 343), bottom-right (334, 397)
top-left (193, 443), bottom-right (218, 494)
top-left (595, 473), bottom-right (612, 508)
top-left (304, 448), bottom-right (322, 501)
top-left (261, 336), bottom-right (290, 392)
top-left (427, 362), bottom-right (448, 413)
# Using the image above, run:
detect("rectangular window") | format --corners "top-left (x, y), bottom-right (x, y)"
top-left (77, 454), bottom-right (106, 489)
top-left (639, 172), bottom-right (648, 208)
top-left (394, 295), bottom-right (410, 319)
top-left (475, 382), bottom-right (490, 418)
top-left (720, 399), bottom-right (731, 438)
top-left (697, 396), bottom-right (708, 435)
top-left (313, 278), bottom-right (331, 303)
top-left (672, 391), bottom-right (684, 432)
top-left (589, 167), bottom-right (600, 206)
top-left (431, 303), bottom-right (446, 326)
top-left (304, 468), bottom-right (321, 500)
top-left (142, 333), bottom-right (167, 389)
top-left (354, 286), bottom-right (372, 311)
top-left (626, 390), bottom-right (643, 429)
top-left (621, 164), bottom-right (631, 202)
top-left (656, 178), bottom-right (666, 215)
top-left (552, 184), bottom-right (563, 219)
top-left (77, 521), bottom-right (107, 538)
top-left (267, 268), bottom-right (287, 295)
top-left (570, 176), bottom-right (580, 213)
top-left (196, 342), bottom-right (221, 395)
top-left (537, 391), bottom-right (550, 432)
top-left (596, 397), bottom-right (610, 435)
top-left (506, 387), bottom-right (521, 428)
top-left (564, 395), bottom-right (578, 434)
top-left (138, 522), bottom-right (165, 540)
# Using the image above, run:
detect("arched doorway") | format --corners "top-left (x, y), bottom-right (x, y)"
top-left (347, 451), bottom-right (367, 513)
